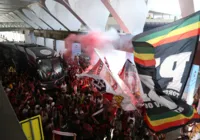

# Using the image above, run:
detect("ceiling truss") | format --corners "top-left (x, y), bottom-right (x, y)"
top-left (0, 22), bottom-right (31, 29)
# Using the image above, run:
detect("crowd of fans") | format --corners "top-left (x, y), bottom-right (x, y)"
top-left (1, 55), bottom-right (151, 140)
top-left (3, 53), bottom-right (200, 140)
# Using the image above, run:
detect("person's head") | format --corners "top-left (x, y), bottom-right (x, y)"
top-left (76, 119), bottom-right (80, 124)
top-left (130, 112), bottom-right (134, 117)
top-left (80, 110), bottom-right (84, 115)
top-left (35, 105), bottom-right (40, 110)
top-left (51, 102), bottom-right (55, 107)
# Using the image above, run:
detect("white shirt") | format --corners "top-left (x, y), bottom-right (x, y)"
top-left (22, 108), bottom-right (28, 114)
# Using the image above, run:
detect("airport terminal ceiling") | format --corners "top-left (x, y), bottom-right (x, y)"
top-left (0, 0), bottom-right (190, 31)
top-left (0, 0), bottom-right (195, 31)
top-left (0, 0), bottom-right (199, 65)
top-left (0, 0), bottom-right (199, 46)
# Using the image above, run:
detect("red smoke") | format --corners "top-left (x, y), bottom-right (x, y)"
top-left (64, 30), bottom-right (117, 65)
top-left (80, 31), bottom-right (112, 47)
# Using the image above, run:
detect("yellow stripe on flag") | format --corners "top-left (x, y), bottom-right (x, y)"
top-left (147, 21), bottom-right (200, 45)
top-left (133, 52), bottom-right (154, 60)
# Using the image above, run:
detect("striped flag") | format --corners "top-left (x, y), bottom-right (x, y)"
top-left (132, 11), bottom-right (200, 133)
top-left (134, 11), bottom-right (200, 67)
top-left (144, 105), bottom-right (200, 133)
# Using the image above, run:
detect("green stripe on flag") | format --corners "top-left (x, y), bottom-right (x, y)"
top-left (149, 108), bottom-right (194, 121)
top-left (134, 46), bottom-right (154, 54)
top-left (136, 15), bottom-right (199, 42)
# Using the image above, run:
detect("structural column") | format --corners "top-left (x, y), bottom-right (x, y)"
top-left (178, 0), bottom-right (195, 17)
top-left (24, 30), bottom-right (36, 44)
top-left (53, 39), bottom-right (57, 51)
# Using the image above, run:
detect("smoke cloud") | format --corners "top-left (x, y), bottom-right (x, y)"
top-left (65, 28), bottom-right (120, 65)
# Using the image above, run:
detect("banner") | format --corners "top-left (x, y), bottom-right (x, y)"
top-left (77, 58), bottom-right (120, 95)
top-left (77, 55), bottom-right (136, 110)
top-left (132, 11), bottom-right (200, 133)
top-left (119, 59), bottom-right (141, 95)
top-left (77, 58), bottom-right (125, 108)
top-left (77, 73), bottom-right (117, 95)
top-left (72, 42), bottom-right (81, 58)
top-left (20, 115), bottom-right (44, 140)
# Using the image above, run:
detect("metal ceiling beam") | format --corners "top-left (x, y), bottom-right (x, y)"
top-left (0, 4), bottom-right (26, 7)
top-left (0, 22), bottom-right (31, 29)
top-left (39, 2), bottom-right (70, 31)
top-left (0, 8), bottom-right (18, 10)
top-left (55, 0), bottom-right (90, 30)
top-left (14, 10), bottom-right (41, 29)
top-left (19, 8), bottom-right (48, 30)
top-left (0, 28), bottom-right (28, 31)
top-left (9, 13), bottom-right (24, 22)
top-left (33, 29), bottom-right (87, 40)
top-left (0, 1), bottom-right (30, 5)
top-left (0, 9), bottom-right (14, 11)
top-left (0, 5), bottom-right (23, 8)
top-left (4, 14), bottom-right (16, 22)
top-left (0, 11), bottom-right (10, 13)
top-left (25, 7), bottom-right (54, 30)
top-left (101, 0), bottom-right (130, 33)
top-left (1, 15), bottom-right (13, 22)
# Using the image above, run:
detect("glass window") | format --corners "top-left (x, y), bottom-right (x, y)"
top-left (52, 58), bottom-right (62, 73)
top-left (37, 58), bottom-right (63, 81)
top-left (38, 59), bottom-right (52, 73)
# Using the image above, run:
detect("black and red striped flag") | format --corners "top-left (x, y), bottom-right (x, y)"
top-left (132, 11), bottom-right (200, 133)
